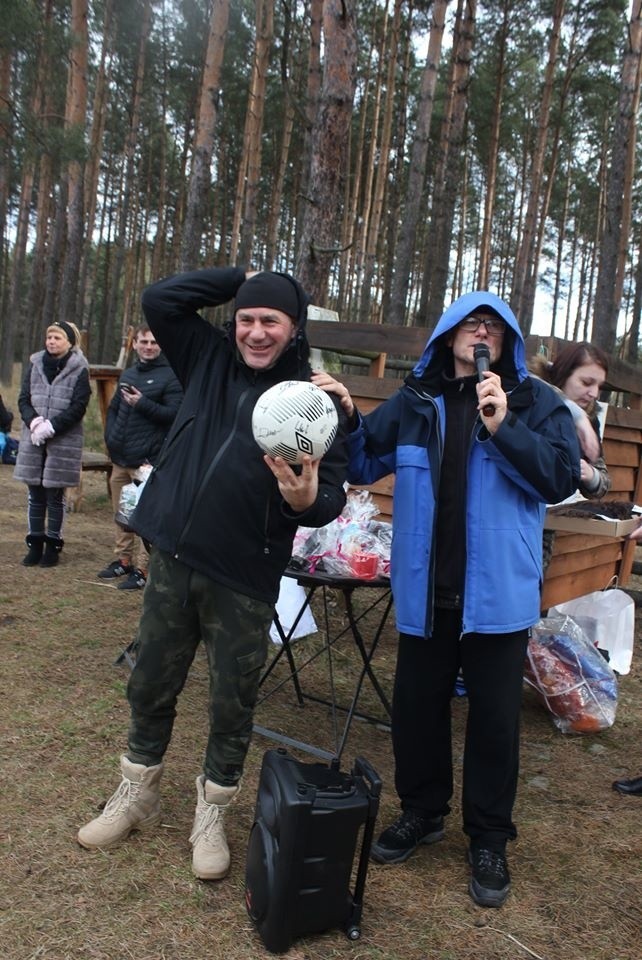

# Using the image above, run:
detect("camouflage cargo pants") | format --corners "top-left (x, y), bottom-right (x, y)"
top-left (126, 548), bottom-right (272, 786)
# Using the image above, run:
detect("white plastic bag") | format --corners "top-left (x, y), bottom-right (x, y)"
top-left (115, 469), bottom-right (151, 530)
top-left (269, 577), bottom-right (318, 646)
top-left (550, 588), bottom-right (634, 675)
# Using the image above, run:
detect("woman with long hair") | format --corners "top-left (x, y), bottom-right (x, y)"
top-left (533, 341), bottom-right (611, 498)
top-left (532, 341), bottom-right (611, 568)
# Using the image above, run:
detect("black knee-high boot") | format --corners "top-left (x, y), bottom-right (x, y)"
top-left (22, 535), bottom-right (46, 566)
top-left (40, 536), bottom-right (64, 567)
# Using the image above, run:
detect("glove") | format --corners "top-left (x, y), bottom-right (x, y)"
top-left (30, 415), bottom-right (45, 433)
top-left (0, 432), bottom-right (6, 454)
top-left (31, 419), bottom-right (55, 445)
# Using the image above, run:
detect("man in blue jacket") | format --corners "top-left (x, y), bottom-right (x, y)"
top-left (78, 269), bottom-right (348, 881)
top-left (314, 291), bottom-right (580, 908)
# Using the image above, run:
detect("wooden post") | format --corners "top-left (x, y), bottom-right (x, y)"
top-left (368, 352), bottom-right (387, 378)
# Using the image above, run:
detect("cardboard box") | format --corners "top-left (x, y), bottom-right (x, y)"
top-left (544, 511), bottom-right (641, 537)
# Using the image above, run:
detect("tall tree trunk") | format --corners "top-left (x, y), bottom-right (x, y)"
top-left (296, 0), bottom-right (323, 251)
top-left (23, 156), bottom-right (55, 359)
top-left (550, 156), bottom-right (572, 336)
top-left (381, 13), bottom-right (412, 320)
top-left (77, 0), bottom-right (113, 348)
top-left (353, 5), bottom-right (386, 317)
top-left (593, 0), bottom-right (642, 352)
top-left (181, 0), bottom-right (230, 271)
top-left (0, 47), bottom-right (11, 342)
top-left (104, 0), bottom-right (152, 348)
top-left (510, 0), bottom-right (565, 330)
top-left (42, 181), bottom-right (68, 335)
top-left (627, 231), bottom-right (642, 362)
top-left (7, 167), bottom-right (36, 373)
top-left (358, 0), bottom-right (402, 324)
top-left (339, 11), bottom-right (377, 320)
top-left (420, 0), bottom-right (476, 329)
top-left (477, 0), bottom-right (509, 290)
top-left (295, 0), bottom-right (357, 304)
top-left (151, 13), bottom-right (172, 282)
top-left (1, 0), bottom-right (55, 382)
top-left (388, 0), bottom-right (449, 326)
top-left (58, 0), bottom-right (88, 327)
top-left (265, 1), bottom-right (297, 269)
top-left (232, 0), bottom-right (274, 266)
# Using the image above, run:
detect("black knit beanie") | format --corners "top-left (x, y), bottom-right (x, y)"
top-left (234, 272), bottom-right (301, 321)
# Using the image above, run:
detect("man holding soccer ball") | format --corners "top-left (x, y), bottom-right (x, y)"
top-left (78, 268), bottom-right (348, 880)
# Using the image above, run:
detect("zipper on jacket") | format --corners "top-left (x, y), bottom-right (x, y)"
top-left (460, 413), bottom-right (487, 636)
top-left (263, 498), bottom-right (271, 555)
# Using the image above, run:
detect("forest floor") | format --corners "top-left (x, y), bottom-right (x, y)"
top-left (1, 378), bottom-right (641, 960)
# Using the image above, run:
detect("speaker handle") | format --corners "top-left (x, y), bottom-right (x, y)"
top-left (345, 756), bottom-right (382, 941)
top-left (353, 756), bottom-right (382, 799)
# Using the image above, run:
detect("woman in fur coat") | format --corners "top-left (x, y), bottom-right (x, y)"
top-left (14, 321), bottom-right (90, 566)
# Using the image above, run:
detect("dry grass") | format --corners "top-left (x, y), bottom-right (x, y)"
top-left (1, 413), bottom-right (641, 959)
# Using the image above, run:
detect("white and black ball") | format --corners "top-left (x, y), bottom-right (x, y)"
top-left (251, 380), bottom-right (339, 464)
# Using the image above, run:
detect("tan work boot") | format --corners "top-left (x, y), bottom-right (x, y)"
top-left (190, 776), bottom-right (239, 880)
top-left (77, 755), bottom-right (163, 850)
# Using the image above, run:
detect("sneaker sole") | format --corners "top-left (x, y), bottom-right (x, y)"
top-left (468, 877), bottom-right (510, 908)
top-left (192, 862), bottom-right (230, 881)
top-left (370, 827), bottom-right (445, 865)
top-left (467, 850), bottom-right (510, 907)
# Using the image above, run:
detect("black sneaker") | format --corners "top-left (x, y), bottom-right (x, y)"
top-left (370, 810), bottom-right (444, 864)
top-left (97, 559), bottom-right (132, 579)
top-left (468, 847), bottom-right (511, 907)
top-left (117, 568), bottom-right (147, 591)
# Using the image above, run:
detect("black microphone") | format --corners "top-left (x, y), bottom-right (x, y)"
top-left (473, 343), bottom-right (495, 417)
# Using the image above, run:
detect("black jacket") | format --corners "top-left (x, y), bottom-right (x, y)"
top-left (132, 267), bottom-right (348, 604)
top-left (105, 354), bottom-right (183, 467)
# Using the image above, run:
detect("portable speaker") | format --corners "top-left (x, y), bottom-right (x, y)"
top-left (245, 748), bottom-right (381, 954)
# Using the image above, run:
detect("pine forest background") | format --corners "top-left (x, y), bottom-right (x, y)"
top-left (2, 0), bottom-right (642, 384)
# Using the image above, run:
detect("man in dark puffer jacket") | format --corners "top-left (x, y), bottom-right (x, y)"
top-left (97, 323), bottom-right (183, 589)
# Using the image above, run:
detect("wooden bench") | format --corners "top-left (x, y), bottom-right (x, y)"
top-left (67, 451), bottom-right (113, 513)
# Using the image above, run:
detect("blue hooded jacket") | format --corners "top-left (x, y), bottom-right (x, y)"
top-left (347, 291), bottom-right (581, 637)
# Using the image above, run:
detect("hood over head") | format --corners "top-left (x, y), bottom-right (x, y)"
top-left (411, 290), bottom-right (528, 389)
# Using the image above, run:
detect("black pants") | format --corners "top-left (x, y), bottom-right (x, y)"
top-left (27, 484), bottom-right (65, 539)
top-left (392, 607), bottom-right (529, 852)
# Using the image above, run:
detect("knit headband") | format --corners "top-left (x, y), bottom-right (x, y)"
top-left (50, 321), bottom-right (76, 346)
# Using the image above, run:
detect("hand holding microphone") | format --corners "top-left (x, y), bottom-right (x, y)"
top-left (473, 343), bottom-right (496, 417)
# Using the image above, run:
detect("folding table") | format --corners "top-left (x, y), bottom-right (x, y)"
top-left (253, 567), bottom-right (394, 762)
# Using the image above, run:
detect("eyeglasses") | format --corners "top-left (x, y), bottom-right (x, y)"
top-left (458, 315), bottom-right (506, 336)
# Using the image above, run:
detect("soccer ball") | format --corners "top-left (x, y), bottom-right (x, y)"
top-left (251, 380), bottom-right (339, 464)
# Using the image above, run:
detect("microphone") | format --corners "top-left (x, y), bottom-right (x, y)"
top-left (473, 343), bottom-right (495, 417)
